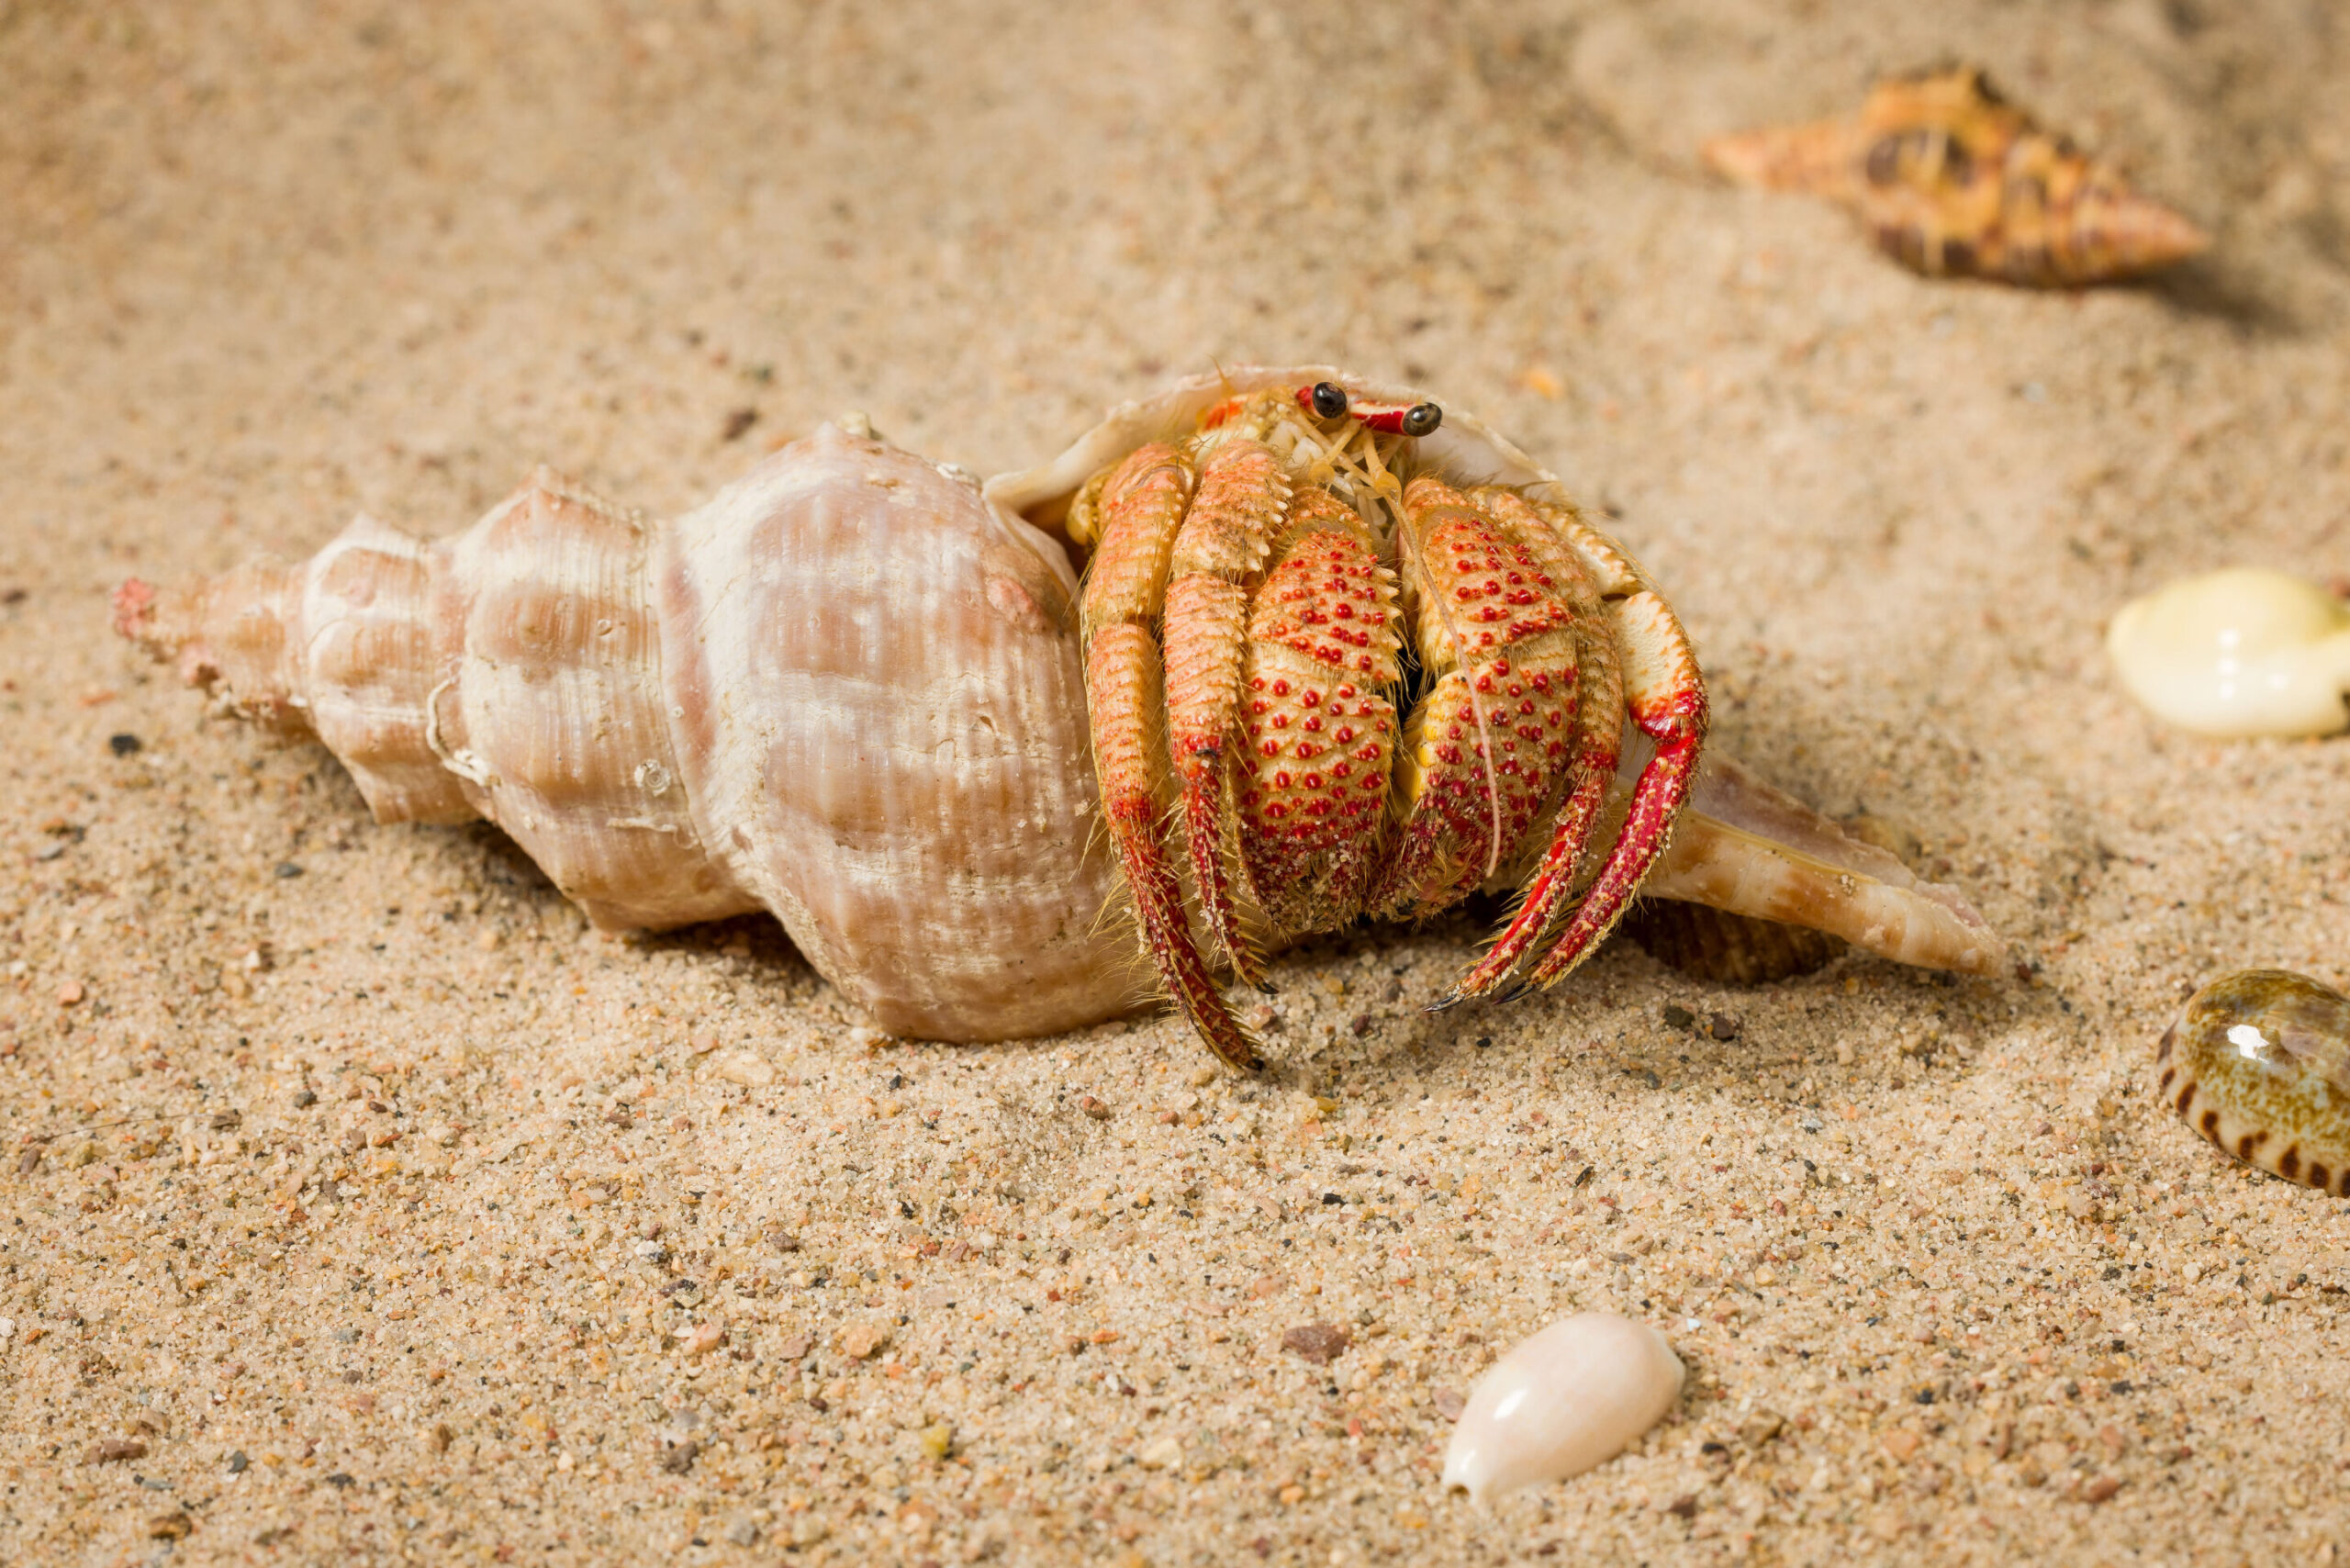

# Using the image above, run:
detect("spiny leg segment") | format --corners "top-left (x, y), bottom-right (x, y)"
top-left (1519, 577), bottom-right (1707, 989)
top-left (1466, 496), bottom-right (1710, 1001)
top-left (1080, 442), bottom-right (1264, 1071)
top-left (1162, 438), bottom-right (1292, 992)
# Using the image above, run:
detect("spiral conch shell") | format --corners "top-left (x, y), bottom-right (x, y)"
top-left (118, 424), bottom-right (1131, 1041)
top-left (117, 368), bottom-right (2002, 1044)
top-left (1704, 64), bottom-right (2209, 286)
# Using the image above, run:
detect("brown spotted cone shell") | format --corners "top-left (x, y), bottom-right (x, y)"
top-left (1704, 64), bottom-right (2210, 286)
top-left (116, 367), bottom-right (2005, 1043)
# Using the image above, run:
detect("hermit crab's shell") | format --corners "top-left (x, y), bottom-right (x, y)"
top-left (986, 364), bottom-right (1557, 538)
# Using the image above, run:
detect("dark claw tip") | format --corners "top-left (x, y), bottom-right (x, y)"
top-left (1494, 984), bottom-right (1532, 1006)
top-left (1425, 993), bottom-right (1465, 1014)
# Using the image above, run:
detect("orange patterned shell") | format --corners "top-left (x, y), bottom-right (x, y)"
top-left (1704, 65), bottom-right (2209, 286)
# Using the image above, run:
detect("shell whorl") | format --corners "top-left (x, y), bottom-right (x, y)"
top-left (118, 424), bottom-right (1134, 1042)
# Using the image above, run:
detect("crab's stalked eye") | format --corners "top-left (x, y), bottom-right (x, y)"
top-left (1310, 382), bottom-right (1349, 420)
top-left (1401, 403), bottom-right (1443, 438)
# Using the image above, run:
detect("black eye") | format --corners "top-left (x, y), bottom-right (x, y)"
top-left (1310, 382), bottom-right (1348, 419)
top-left (1401, 403), bottom-right (1442, 438)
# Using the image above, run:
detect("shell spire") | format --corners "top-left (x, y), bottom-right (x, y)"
top-left (1699, 118), bottom-right (1861, 200)
top-left (1703, 64), bottom-right (2210, 286)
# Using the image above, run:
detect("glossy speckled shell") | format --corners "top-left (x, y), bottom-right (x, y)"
top-left (2158, 969), bottom-right (2350, 1193)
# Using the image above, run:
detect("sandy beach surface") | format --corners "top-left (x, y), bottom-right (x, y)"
top-left (6, 2), bottom-right (2350, 1562)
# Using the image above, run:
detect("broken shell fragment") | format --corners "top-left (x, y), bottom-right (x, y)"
top-left (2158, 969), bottom-right (2350, 1193)
top-left (1441, 1313), bottom-right (1684, 1502)
top-left (2107, 567), bottom-right (2350, 738)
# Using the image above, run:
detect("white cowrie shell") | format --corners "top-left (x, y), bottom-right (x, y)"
top-left (1442, 1312), bottom-right (1684, 1503)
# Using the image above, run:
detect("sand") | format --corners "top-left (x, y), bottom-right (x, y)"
top-left (6, 1), bottom-right (2350, 1562)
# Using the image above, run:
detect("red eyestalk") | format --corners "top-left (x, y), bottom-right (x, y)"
top-left (1295, 381), bottom-right (1442, 438)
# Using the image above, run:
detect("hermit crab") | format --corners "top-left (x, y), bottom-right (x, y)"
top-left (1036, 380), bottom-right (1703, 1069)
top-left (117, 366), bottom-right (2003, 1066)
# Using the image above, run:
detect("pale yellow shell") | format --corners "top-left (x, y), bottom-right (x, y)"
top-left (118, 368), bottom-right (2001, 1044)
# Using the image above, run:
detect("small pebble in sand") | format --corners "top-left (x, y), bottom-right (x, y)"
top-left (1281, 1324), bottom-right (1350, 1366)
top-left (837, 1321), bottom-right (890, 1360)
top-left (1441, 1313), bottom-right (1684, 1503)
top-left (147, 1513), bottom-right (193, 1541)
top-left (2107, 567), bottom-right (2350, 737)
top-left (2158, 969), bottom-right (2350, 1193)
top-left (679, 1322), bottom-right (726, 1357)
top-left (706, 1048), bottom-right (775, 1088)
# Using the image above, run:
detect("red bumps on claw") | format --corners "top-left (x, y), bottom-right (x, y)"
top-left (1441, 487), bottom-right (1625, 999)
top-left (1371, 478), bottom-right (1583, 919)
top-left (1237, 490), bottom-right (1399, 933)
top-left (1704, 63), bottom-right (2209, 286)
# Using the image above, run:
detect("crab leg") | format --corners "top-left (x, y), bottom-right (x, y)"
top-left (1161, 438), bottom-right (1291, 991)
top-left (1080, 444), bottom-right (1264, 1071)
top-left (1438, 488), bottom-right (1626, 1002)
top-left (1369, 477), bottom-right (1582, 919)
top-left (1517, 583), bottom-right (1708, 991)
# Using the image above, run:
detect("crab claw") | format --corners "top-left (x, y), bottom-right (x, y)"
top-left (1438, 588), bottom-right (1708, 1004)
